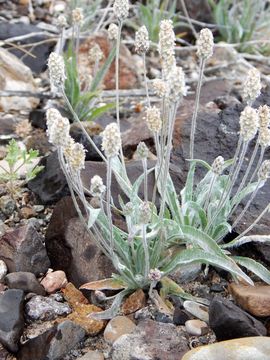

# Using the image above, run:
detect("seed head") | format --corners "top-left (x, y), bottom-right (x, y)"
top-left (64, 141), bottom-right (86, 172)
top-left (258, 160), bottom-right (270, 181)
top-left (148, 268), bottom-right (163, 282)
top-left (101, 123), bottom-right (122, 158)
top-left (239, 106), bottom-right (259, 142)
top-left (88, 44), bottom-right (104, 64)
top-left (57, 15), bottom-right (68, 28)
top-left (211, 156), bottom-right (224, 175)
top-left (152, 79), bottom-right (168, 98)
top-left (46, 108), bottom-right (62, 133)
top-left (145, 106), bottom-right (162, 133)
top-left (158, 20), bottom-right (176, 78)
top-left (48, 52), bottom-right (66, 88)
top-left (136, 142), bottom-right (148, 160)
top-left (123, 202), bottom-right (134, 216)
top-left (243, 68), bottom-right (261, 103)
top-left (138, 201), bottom-right (151, 224)
top-left (135, 26), bottom-right (150, 55)
top-left (196, 28), bottom-right (214, 60)
top-left (108, 23), bottom-right (119, 40)
top-left (90, 175), bottom-right (106, 197)
top-left (113, 0), bottom-right (129, 20)
top-left (258, 105), bottom-right (270, 128)
top-left (46, 108), bottom-right (70, 147)
top-left (72, 8), bottom-right (84, 24)
top-left (259, 127), bottom-right (270, 148)
top-left (167, 66), bottom-right (187, 102)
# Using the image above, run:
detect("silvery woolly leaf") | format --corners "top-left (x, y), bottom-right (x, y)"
top-left (222, 234), bottom-right (270, 249)
top-left (233, 256), bottom-right (270, 284)
top-left (87, 206), bottom-right (100, 229)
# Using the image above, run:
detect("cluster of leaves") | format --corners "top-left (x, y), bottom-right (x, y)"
top-left (0, 139), bottom-right (43, 197)
top-left (208, 0), bottom-right (270, 53)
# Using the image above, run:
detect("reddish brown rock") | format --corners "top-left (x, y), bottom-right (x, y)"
top-left (229, 283), bottom-right (270, 317)
top-left (122, 289), bottom-right (146, 315)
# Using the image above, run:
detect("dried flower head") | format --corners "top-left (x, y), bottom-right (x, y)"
top-left (258, 105), bottom-right (270, 128)
top-left (148, 268), bottom-right (163, 282)
top-left (196, 28), bottom-right (214, 60)
top-left (239, 106), bottom-right (259, 142)
top-left (258, 160), bottom-right (270, 181)
top-left (152, 79), bottom-right (168, 98)
top-left (138, 201), bottom-right (151, 224)
top-left (136, 142), bottom-right (148, 160)
top-left (135, 26), bottom-right (150, 54)
top-left (108, 23), bottom-right (119, 41)
top-left (167, 66), bottom-right (187, 102)
top-left (243, 68), bottom-right (261, 103)
top-left (72, 7), bottom-right (84, 24)
top-left (48, 52), bottom-right (66, 88)
top-left (101, 123), bottom-right (122, 158)
top-left (57, 14), bottom-right (68, 28)
top-left (88, 44), bottom-right (104, 64)
top-left (113, 0), bottom-right (129, 20)
top-left (158, 20), bottom-right (176, 78)
top-left (212, 156), bottom-right (224, 175)
top-left (259, 127), bottom-right (270, 148)
top-left (65, 141), bottom-right (86, 172)
top-left (90, 175), bottom-right (106, 197)
top-left (145, 106), bottom-right (162, 133)
top-left (123, 202), bottom-right (134, 216)
top-left (46, 111), bottom-right (70, 147)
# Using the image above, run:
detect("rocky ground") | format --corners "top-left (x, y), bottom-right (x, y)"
top-left (0, 1), bottom-right (270, 360)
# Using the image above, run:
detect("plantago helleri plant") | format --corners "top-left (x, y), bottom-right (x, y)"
top-left (46, 7), bottom-right (270, 319)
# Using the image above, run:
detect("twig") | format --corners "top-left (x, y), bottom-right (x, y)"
top-left (179, 0), bottom-right (198, 39)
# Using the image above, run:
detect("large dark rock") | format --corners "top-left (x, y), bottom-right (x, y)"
top-left (209, 297), bottom-right (267, 341)
top-left (17, 320), bottom-right (85, 360)
top-left (45, 196), bottom-right (114, 287)
top-left (5, 272), bottom-right (46, 296)
top-left (0, 22), bottom-right (54, 74)
top-left (0, 224), bottom-right (50, 275)
top-left (111, 319), bottom-right (189, 360)
top-left (0, 289), bottom-right (24, 353)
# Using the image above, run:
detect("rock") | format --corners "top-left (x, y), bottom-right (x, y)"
top-left (5, 272), bottom-right (46, 295)
top-left (0, 22), bottom-right (54, 74)
top-left (209, 297), bottom-right (267, 341)
top-left (0, 48), bottom-right (39, 112)
top-left (183, 301), bottom-right (209, 323)
top-left (78, 350), bottom-right (104, 360)
top-left (45, 197), bottom-right (114, 287)
top-left (26, 129), bottom-right (52, 156)
top-left (29, 109), bottom-right (46, 130)
top-left (185, 319), bottom-right (209, 336)
top-left (17, 320), bottom-right (85, 360)
top-left (62, 283), bottom-right (106, 336)
top-left (182, 337), bottom-right (270, 360)
top-left (0, 260), bottom-right (7, 283)
top-left (173, 308), bottom-right (190, 326)
top-left (111, 319), bottom-right (189, 360)
top-left (104, 316), bottom-right (136, 344)
top-left (0, 344), bottom-right (12, 360)
top-left (229, 283), bottom-right (270, 317)
top-left (0, 224), bottom-right (50, 275)
top-left (172, 263), bottom-right (201, 283)
top-left (20, 206), bottom-right (36, 219)
top-left (121, 289), bottom-right (146, 315)
top-left (0, 289), bottom-right (24, 352)
top-left (0, 196), bottom-right (16, 217)
top-left (25, 295), bottom-right (71, 321)
top-left (78, 32), bottom-right (139, 90)
top-left (40, 270), bottom-right (68, 294)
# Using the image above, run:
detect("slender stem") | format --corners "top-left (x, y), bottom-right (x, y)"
top-left (232, 181), bottom-right (262, 229)
top-left (204, 173), bottom-right (216, 213)
top-left (190, 58), bottom-right (205, 160)
top-left (142, 158), bottom-right (148, 202)
top-left (249, 146), bottom-right (265, 183)
top-left (142, 224), bottom-right (150, 280)
top-left (143, 53), bottom-right (150, 107)
top-left (179, 0), bottom-right (198, 39)
top-left (75, 25), bottom-right (80, 60)
top-left (106, 157), bottom-right (114, 257)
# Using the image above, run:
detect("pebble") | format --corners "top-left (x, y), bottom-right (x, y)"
top-left (33, 205), bottom-right (45, 213)
top-left (183, 301), bottom-right (209, 323)
top-left (0, 260), bottom-right (7, 282)
top-left (40, 270), bottom-right (68, 294)
top-left (78, 350), bottom-right (104, 360)
top-left (173, 308), bottom-right (190, 326)
top-left (104, 316), bottom-right (136, 344)
top-left (20, 206), bottom-right (36, 219)
top-left (25, 295), bottom-right (71, 321)
top-left (0, 196), bottom-right (16, 217)
top-left (185, 319), bottom-right (209, 336)
top-left (229, 283), bottom-right (270, 317)
top-left (122, 289), bottom-right (146, 315)
top-left (5, 271), bottom-right (46, 295)
top-left (182, 336), bottom-right (270, 360)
